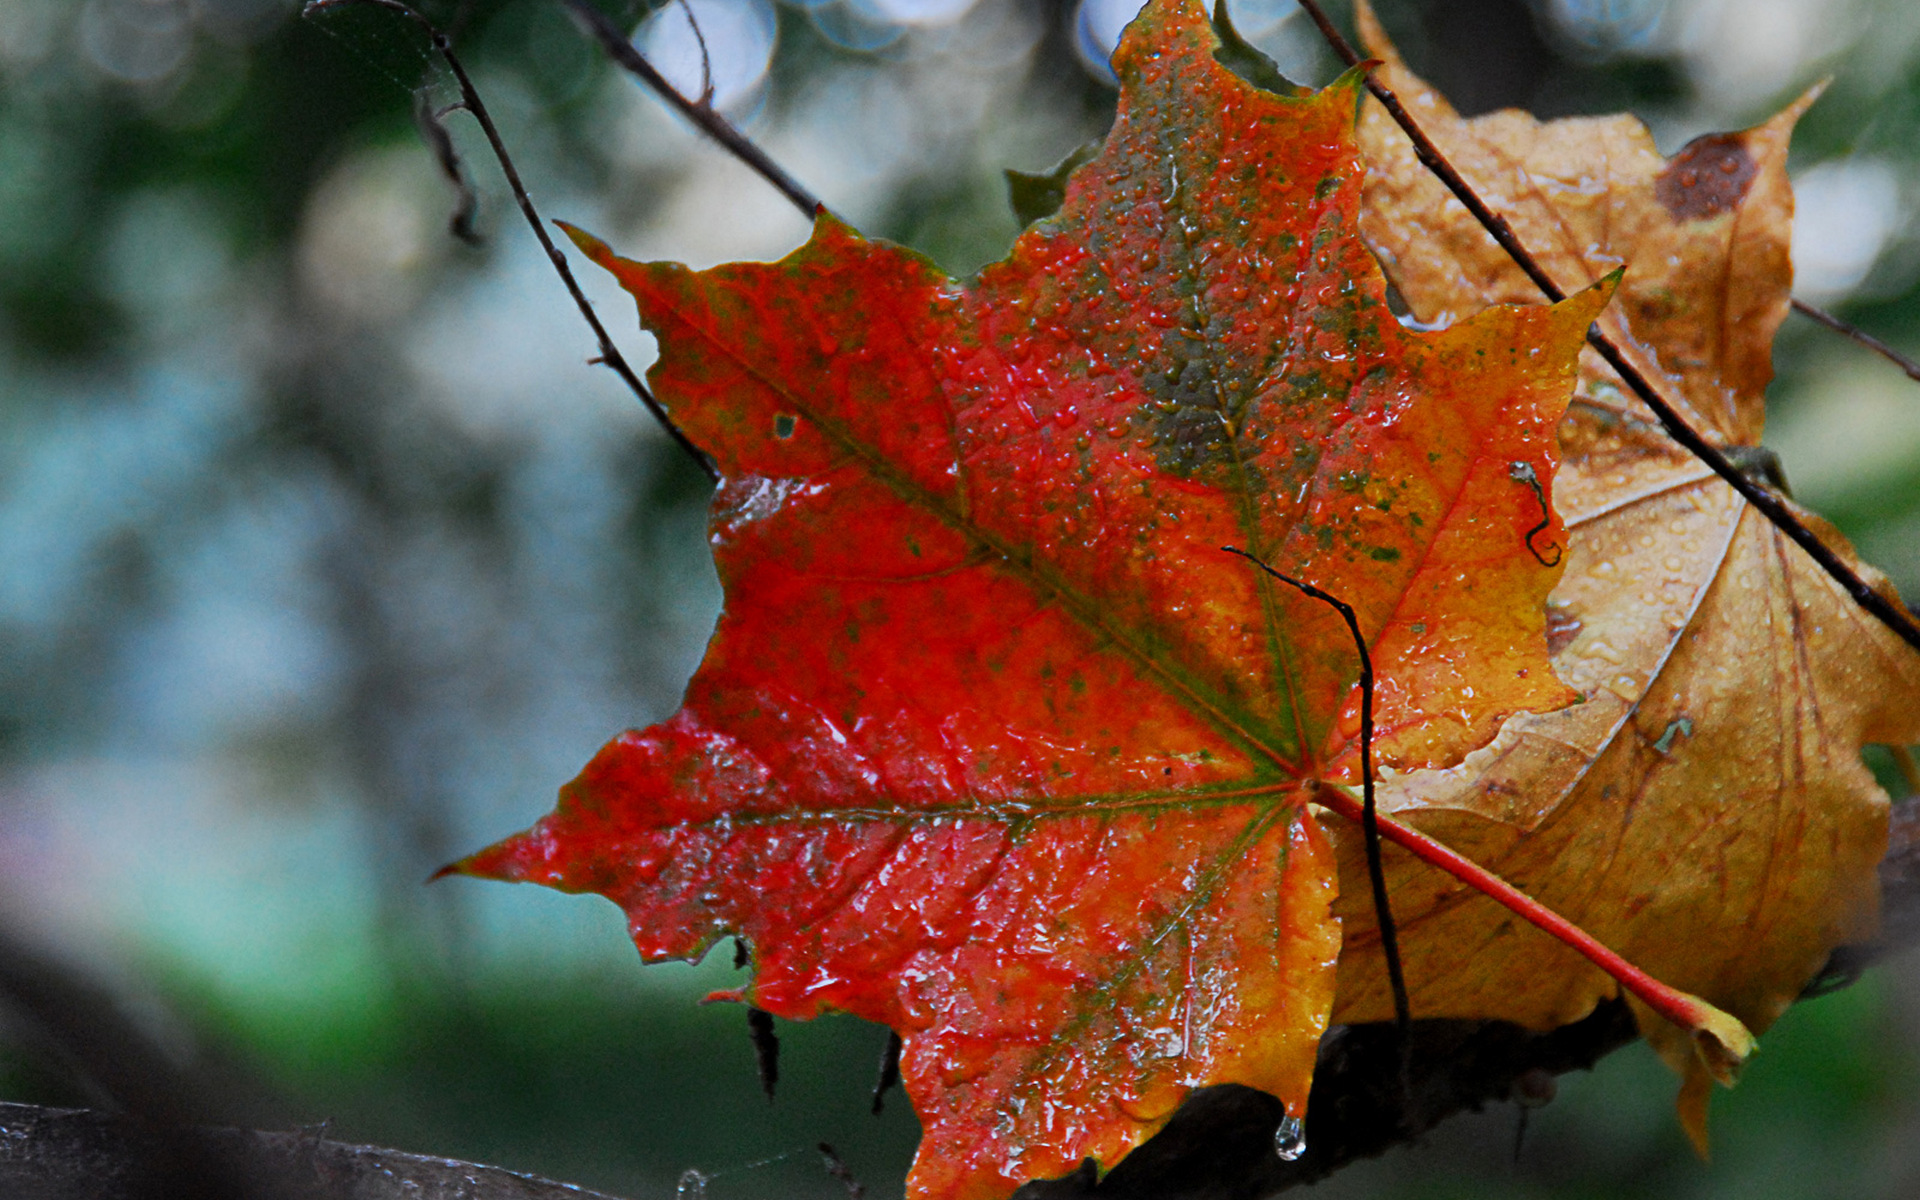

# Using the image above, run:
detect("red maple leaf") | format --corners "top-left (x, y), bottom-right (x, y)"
top-left (447, 3), bottom-right (1610, 1196)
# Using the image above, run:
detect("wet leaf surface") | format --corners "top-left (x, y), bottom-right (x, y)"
top-left (449, 3), bottom-right (1605, 1196)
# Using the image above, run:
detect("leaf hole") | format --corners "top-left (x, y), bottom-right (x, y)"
top-left (774, 413), bottom-right (798, 439)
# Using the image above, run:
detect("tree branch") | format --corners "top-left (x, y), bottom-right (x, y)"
top-left (1791, 298), bottom-right (1920, 385)
top-left (303, 0), bottom-right (719, 483)
top-left (554, 0), bottom-right (820, 219)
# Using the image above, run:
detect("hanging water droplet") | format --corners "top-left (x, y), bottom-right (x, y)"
top-left (1274, 1112), bottom-right (1306, 1161)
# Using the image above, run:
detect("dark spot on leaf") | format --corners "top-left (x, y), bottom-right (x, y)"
top-left (774, 413), bottom-right (798, 439)
top-left (1368, 546), bottom-right (1401, 562)
top-left (1655, 133), bottom-right (1756, 220)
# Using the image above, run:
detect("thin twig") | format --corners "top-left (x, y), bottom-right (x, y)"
top-left (1293, 0), bottom-right (1920, 658)
top-left (1221, 548), bottom-right (1412, 1053)
top-left (413, 92), bottom-right (482, 245)
top-left (555, 0), bottom-right (820, 219)
top-left (302, 0), bottom-right (718, 482)
top-left (672, 0), bottom-right (716, 108)
top-left (1792, 297), bottom-right (1920, 384)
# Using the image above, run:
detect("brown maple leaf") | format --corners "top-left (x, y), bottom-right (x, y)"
top-left (1333, 0), bottom-right (1920, 1147)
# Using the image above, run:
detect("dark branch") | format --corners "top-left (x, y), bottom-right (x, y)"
top-left (555, 0), bottom-right (820, 220)
top-left (302, 0), bottom-right (718, 483)
top-left (1292, 0), bottom-right (1920, 658)
top-left (1791, 297), bottom-right (1920, 384)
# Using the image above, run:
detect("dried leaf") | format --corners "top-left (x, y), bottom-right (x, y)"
top-left (1336, 1), bottom-right (1920, 1147)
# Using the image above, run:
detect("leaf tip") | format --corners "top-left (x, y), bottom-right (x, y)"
top-left (1676, 1066), bottom-right (1714, 1160)
top-left (555, 219), bottom-right (615, 267)
top-left (1327, 60), bottom-right (1378, 100)
top-left (1567, 268), bottom-right (1621, 325)
top-left (435, 827), bottom-right (550, 886)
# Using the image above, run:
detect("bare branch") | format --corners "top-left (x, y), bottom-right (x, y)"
top-left (556, 0), bottom-right (819, 219)
top-left (673, 0), bottom-right (716, 108)
top-left (1792, 297), bottom-right (1920, 384)
top-left (302, 0), bottom-right (718, 482)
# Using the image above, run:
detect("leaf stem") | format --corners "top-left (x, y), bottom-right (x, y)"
top-left (1306, 778), bottom-right (1754, 1082)
top-left (1292, 0), bottom-right (1920, 658)
top-left (302, 0), bottom-right (718, 482)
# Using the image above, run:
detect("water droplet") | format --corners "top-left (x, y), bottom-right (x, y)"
top-left (1274, 1113), bottom-right (1306, 1161)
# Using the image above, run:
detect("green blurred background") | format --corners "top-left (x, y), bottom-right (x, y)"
top-left (3, 0), bottom-right (1920, 1196)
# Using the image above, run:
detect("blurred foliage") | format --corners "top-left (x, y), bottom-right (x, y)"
top-left (4, 1), bottom-right (1920, 1197)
